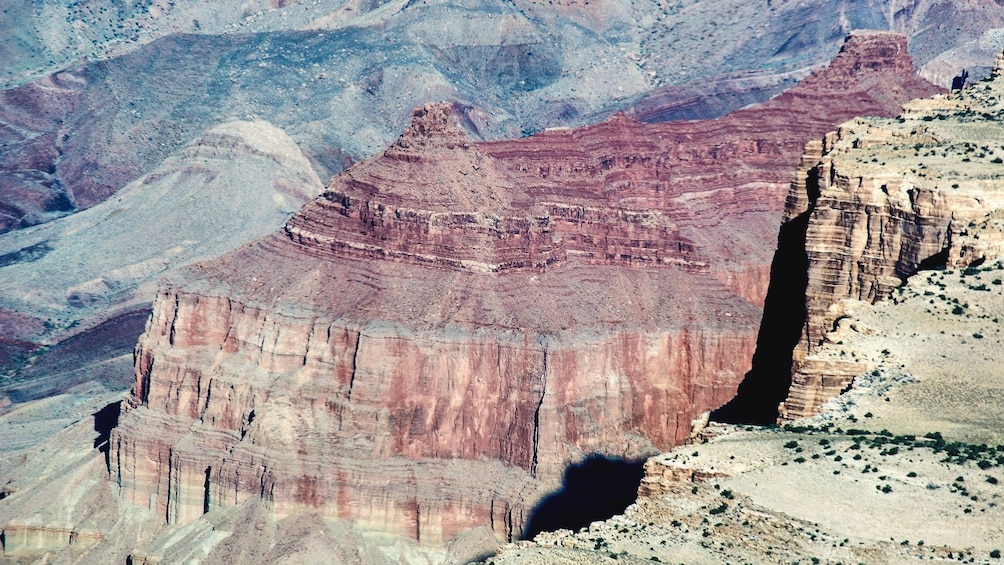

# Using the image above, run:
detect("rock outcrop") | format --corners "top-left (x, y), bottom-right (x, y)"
top-left (112, 104), bottom-right (759, 543)
top-left (109, 32), bottom-right (941, 547)
top-left (780, 55), bottom-right (1004, 419)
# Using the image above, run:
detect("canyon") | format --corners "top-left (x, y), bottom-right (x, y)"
top-left (487, 40), bottom-right (1004, 565)
top-left (4, 0), bottom-right (1004, 420)
top-left (4, 0), bottom-right (1004, 237)
top-left (1, 13), bottom-right (1001, 565)
top-left (106, 31), bottom-right (939, 555)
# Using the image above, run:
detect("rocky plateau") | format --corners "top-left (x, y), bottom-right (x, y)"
top-left (0, 15), bottom-right (997, 565)
top-left (486, 45), bottom-right (1004, 565)
top-left (781, 49), bottom-right (1004, 420)
top-left (100, 31), bottom-right (939, 559)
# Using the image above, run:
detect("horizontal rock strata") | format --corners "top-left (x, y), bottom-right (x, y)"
top-left (781, 54), bottom-right (1004, 419)
top-left (111, 32), bottom-right (942, 545)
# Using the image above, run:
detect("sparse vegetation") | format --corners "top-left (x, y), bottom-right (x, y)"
top-left (777, 425), bottom-right (1004, 470)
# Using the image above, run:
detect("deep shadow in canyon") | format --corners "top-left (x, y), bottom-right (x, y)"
top-left (522, 455), bottom-right (646, 540)
top-left (93, 399), bottom-right (121, 472)
top-left (712, 171), bottom-right (818, 425)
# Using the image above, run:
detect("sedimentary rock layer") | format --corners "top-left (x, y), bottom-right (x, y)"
top-left (781, 54), bottom-right (1004, 419)
top-left (111, 32), bottom-right (941, 544)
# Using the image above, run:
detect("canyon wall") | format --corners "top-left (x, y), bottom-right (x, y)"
top-left (114, 286), bottom-right (753, 541)
top-left (780, 56), bottom-right (1004, 419)
top-left (109, 32), bottom-right (942, 546)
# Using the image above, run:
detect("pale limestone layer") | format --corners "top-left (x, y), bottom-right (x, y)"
top-left (780, 69), bottom-right (1004, 419)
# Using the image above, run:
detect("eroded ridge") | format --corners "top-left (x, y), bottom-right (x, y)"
top-left (110, 32), bottom-right (943, 546)
top-left (781, 54), bottom-right (1004, 419)
top-left (282, 104), bottom-right (701, 274)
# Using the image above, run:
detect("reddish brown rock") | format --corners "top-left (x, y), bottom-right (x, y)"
top-left (111, 32), bottom-right (941, 545)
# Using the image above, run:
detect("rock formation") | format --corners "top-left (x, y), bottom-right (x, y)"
top-left (779, 52), bottom-right (1004, 419)
top-left (106, 31), bottom-right (942, 548)
top-left (112, 103), bottom-right (760, 543)
top-left (4, 0), bottom-right (1004, 238)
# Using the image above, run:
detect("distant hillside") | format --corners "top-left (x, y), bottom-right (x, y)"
top-left (3, 0), bottom-right (1004, 235)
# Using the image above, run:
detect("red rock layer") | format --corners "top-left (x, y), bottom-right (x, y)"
top-left (111, 32), bottom-right (941, 544)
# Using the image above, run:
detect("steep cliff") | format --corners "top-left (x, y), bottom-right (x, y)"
top-left (779, 52), bottom-right (1004, 419)
top-left (108, 32), bottom-right (941, 547)
top-left (112, 104), bottom-right (758, 543)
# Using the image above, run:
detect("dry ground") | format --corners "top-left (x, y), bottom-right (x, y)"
top-left (487, 262), bottom-right (1004, 564)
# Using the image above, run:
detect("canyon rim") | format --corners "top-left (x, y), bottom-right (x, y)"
top-left (2, 4), bottom-right (1004, 563)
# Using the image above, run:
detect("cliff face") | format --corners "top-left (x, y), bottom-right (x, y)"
top-left (110, 32), bottom-right (941, 545)
top-left (114, 286), bottom-right (752, 540)
top-left (112, 105), bottom-right (757, 542)
top-left (780, 55), bottom-right (1004, 419)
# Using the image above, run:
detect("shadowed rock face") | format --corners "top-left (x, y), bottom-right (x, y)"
top-left (775, 56), bottom-right (1004, 420)
top-left (110, 32), bottom-right (941, 545)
